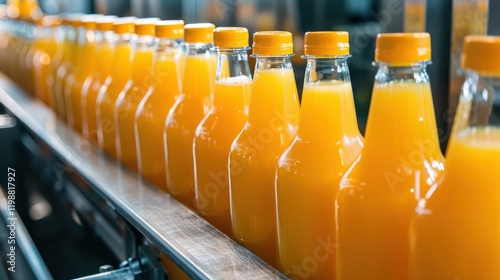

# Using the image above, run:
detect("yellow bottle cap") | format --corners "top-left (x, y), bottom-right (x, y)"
top-left (252, 31), bottom-right (293, 55)
top-left (135, 18), bottom-right (160, 36)
top-left (113, 17), bottom-right (137, 35)
top-left (304, 31), bottom-right (349, 56)
top-left (96, 15), bottom-right (117, 32)
top-left (462, 35), bottom-right (500, 76)
top-left (375, 32), bottom-right (431, 64)
top-left (214, 27), bottom-right (249, 48)
top-left (184, 23), bottom-right (215, 44)
top-left (155, 20), bottom-right (184, 39)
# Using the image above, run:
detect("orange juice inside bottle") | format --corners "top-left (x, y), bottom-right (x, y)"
top-left (96, 18), bottom-right (135, 159)
top-left (336, 33), bottom-right (445, 280)
top-left (33, 16), bottom-right (60, 105)
top-left (115, 18), bottom-right (158, 172)
top-left (69, 16), bottom-right (98, 133)
top-left (276, 32), bottom-right (363, 279)
top-left (54, 17), bottom-right (80, 121)
top-left (64, 17), bottom-right (87, 126)
top-left (46, 16), bottom-right (69, 111)
top-left (135, 20), bottom-right (184, 191)
top-left (81, 16), bottom-right (116, 144)
top-left (193, 27), bottom-right (252, 238)
top-left (228, 31), bottom-right (300, 268)
top-left (164, 23), bottom-right (216, 210)
top-left (410, 36), bottom-right (500, 280)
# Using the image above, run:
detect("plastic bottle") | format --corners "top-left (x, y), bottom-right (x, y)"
top-left (164, 23), bottom-right (216, 210)
top-left (193, 27), bottom-right (252, 237)
top-left (410, 35), bottom-right (500, 280)
top-left (96, 17), bottom-right (135, 159)
top-left (276, 31), bottom-right (363, 279)
top-left (135, 20), bottom-right (184, 191)
top-left (228, 31), bottom-right (300, 268)
top-left (336, 33), bottom-right (445, 280)
top-left (115, 18), bottom-right (159, 172)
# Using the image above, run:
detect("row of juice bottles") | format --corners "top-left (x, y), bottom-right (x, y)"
top-left (1, 11), bottom-right (500, 280)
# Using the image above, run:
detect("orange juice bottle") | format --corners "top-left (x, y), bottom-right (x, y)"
top-left (164, 23), bottom-right (216, 210)
top-left (46, 16), bottom-right (69, 111)
top-left (115, 18), bottom-right (159, 172)
top-left (276, 32), bottom-right (363, 279)
top-left (63, 16), bottom-right (85, 125)
top-left (228, 31), bottom-right (300, 268)
top-left (336, 33), bottom-right (445, 280)
top-left (135, 20), bottom-right (184, 191)
top-left (33, 15), bottom-right (60, 105)
top-left (193, 27), bottom-right (252, 237)
top-left (96, 18), bottom-right (135, 159)
top-left (81, 15), bottom-right (116, 144)
top-left (68, 15), bottom-right (99, 133)
top-left (54, 16), bottom-right (80, 121)
top-left (410, 35), bottom-right (500, 280)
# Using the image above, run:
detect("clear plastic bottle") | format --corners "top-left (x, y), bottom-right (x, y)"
top-left (54, 16), bottom-right (80, 121)
top-left (276, 31), bottom-right (363, 279)
top-left (81, 15), bottom-right (117, 144)
top-left (135, 20), bottom-right (184, 192)
top-left (193, 27), bottom-right (252, 238)
top-left (410, 35), bottom-right (500, 280)
top-left (96, 17), bottom-right (136, 159)
top-left (68, 15), bottom-right (99, 133)
top-left (164, 23), bottom-right (216, 210)
top-left (228, 31), bottom-right (300, 268)
top-left (336, 33), bottom-right (445, 280)
top-left (115, 18), bottom-right (159, 172)
top-left (32, 15), bottom-right (60, 105)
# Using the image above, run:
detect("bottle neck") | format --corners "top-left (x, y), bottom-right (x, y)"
top-left (254, 55), bottom-right (293, 71)
top-left (131, 34), bottom-right (155, 84)
top-left (215, 48), bottom-right (252, 81)
top-left (111, 33), bottom-right (134, 81)
top-left (248, 55), bottom-right (299, 126)
top-left (94, 31), bottom-right (114, 77)
top-left (183, 42), bottom-right (213, 56)
top-left (363, 61), bottom-right (441, 159)
top-left (149, 38), bottom-right (182, 91)
top-left (62, 26), bottom-right (76, 59)
top-left (76, 26), bottom-right (88, 44)
top-left (157, 38), bottom-right (181, 51)
top-left (181, 42), bottom-right (215, 113)
top-left (374, 61), bottom-right (430, 84)
top-left (298, 57), bottom-right (360, 140)
top-left (452, 72), bottom-right (500, 136)
top-left (212, 47), bottom-right (252, 111)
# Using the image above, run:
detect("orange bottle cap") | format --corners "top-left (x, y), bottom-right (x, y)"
top-left (184, 23), bottom-right (215, 44)
top-left (252, 31), bottom-right (293, 55)
top-left (135, 18), bottom-right (160, 36)
top-left (41, 15), bottom-right (61, 27)
top-left (81, 15), bottom-right (99, 30)
top-left (462, 35), bottom-right (500, 76)
top-left (375, 32), bottom-right (431, 64)
top-left (213, 27), bottom-right (249, 48)
top-left (96, 15), bottom-right (117, 32)
top-left (67, 17), bottom-right (82, 28)
top-left (155, 20), bottom-right (184, 39)
top-left (304, 31), bottom-right (349, 56)
top-left (113, 17), bottom-right (137, 35)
